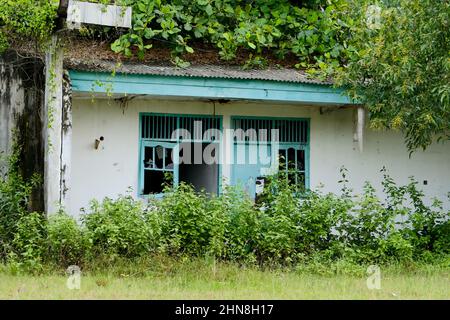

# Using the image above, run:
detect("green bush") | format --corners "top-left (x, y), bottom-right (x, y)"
top-left (9, 212), bottom-right (46, 272)
top-left (377, 232), bottom-right (414, 263)
top-left (157, 183), bottom-right (223, 256)
top-left (0, 148), bottom-right (39, 257)
top-left (378, 172), bottom-right (449, 260)
top-left (82, 194), bottom-right (153, 258)
top-left (0, 149), bottom-right (448, 272)
top-left (298, 191), bottom-right (350, 254)
top-left (254, 174), bottom-right (300, 263)
top-left (110, 0), bottom-right (352, 72)
top-left (219, 185), bottom-right (260, 263)
top-left (46, 213), bottom-right (86, 266)
top-left (399, 181), bottom-right (450, 256)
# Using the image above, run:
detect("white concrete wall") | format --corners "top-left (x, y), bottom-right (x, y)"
top-left (69, 97), bottom-right (450, 217)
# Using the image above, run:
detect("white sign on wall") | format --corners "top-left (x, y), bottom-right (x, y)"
top-left (67, 0), bottom-right (132, 29)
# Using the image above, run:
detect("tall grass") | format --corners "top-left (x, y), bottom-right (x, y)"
top-left (0, 256), bottom-right (448, 299)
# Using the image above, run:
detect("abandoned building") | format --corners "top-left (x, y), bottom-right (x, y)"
top-left (0, 1), bottom-right (449, 218)
top-left (1, 45), bottom-right (449, 218)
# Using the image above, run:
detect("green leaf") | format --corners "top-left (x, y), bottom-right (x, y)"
top-left (144, 28), bottom-right (155, 39)
top-left (184, 23), bottom-right (192, 31)
top-left (111, 40), bottom-right (122, 53)
top-left (185, 45), bottom-right (194, 53)
top-left (205, 4), bottom-right (213, 16)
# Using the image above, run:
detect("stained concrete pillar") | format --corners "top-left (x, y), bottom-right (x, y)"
top-left (61, 71), bottom-right (73, 212)
top-left (43, 36), bottom-right (67, 214)
top-left (221, 115), bottom-right (232, 186)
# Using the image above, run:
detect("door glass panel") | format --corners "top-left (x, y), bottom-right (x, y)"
top-left (297, 149), bottom-right (305, 171)
top-left (278, 149), bottom-right (286, 171)
top-left (287, 147), bottom-right (296, 170)
top-left (144, 170), bottom-right (165, 194)
top-left (142, 143), bottom-right (176, 195)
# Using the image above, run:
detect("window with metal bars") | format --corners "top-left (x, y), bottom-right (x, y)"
top-left (232, 118), bottom-right (308, 143)
top-left (139, 113), bottom-right (222, 196)
top-left (141, 114), bottom-right (221, 142)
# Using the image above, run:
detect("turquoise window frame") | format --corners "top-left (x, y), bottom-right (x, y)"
top-left (138, 112), bottom-right (223, 198)
top-left (231, 115), bottom-right (310, 191)
top-left (139, 141), bottom-right (179, 198)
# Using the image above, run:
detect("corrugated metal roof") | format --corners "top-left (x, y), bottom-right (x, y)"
top-left (65, 59), bottom-right (332, 85)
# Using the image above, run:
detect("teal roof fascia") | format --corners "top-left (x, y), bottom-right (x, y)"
top-left (69, 70), bottom-right (354, 105)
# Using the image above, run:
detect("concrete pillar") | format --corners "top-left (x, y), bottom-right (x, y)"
top-left (355, 105), bottom-right (365, 153)
top-left (61, 71), bottom-right (73, 212)
top-left (221, 115), bottom-right (232, 185)
top-left (43, 36), bottom-right (64, 215)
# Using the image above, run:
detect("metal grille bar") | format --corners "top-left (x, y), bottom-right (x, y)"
top-left (141, 114), bottom-right (221, 141)
top-left (232, 118), bottom-right (308, 143)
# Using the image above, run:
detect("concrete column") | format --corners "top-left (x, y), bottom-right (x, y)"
top-left (61, 71), bottom-right (73, 212)
top-left (221, 115), bottom-right (232, 185)
top-left (353, 105), bottom-right (365, 153)
top-left (43, 36), bottom-right (64, 215)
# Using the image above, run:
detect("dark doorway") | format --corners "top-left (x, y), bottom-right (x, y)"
top-left (178, 142), bottom-right (219, 194)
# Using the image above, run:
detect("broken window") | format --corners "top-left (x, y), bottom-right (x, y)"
top-left (140, 114), bottom-right (222, 196)
top-left (141, 143), bottom-right (176, 195)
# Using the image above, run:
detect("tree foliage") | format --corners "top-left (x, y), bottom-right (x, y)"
top-left (337, 0), bottom-right (450, 152)
top-left (0, 0), bottom-right (58, 52)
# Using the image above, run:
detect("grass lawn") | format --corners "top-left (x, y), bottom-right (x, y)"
top-left (0, 260), bottom-right (448, 299)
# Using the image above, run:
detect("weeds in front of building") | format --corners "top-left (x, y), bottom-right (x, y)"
top-left (0, 147), bottom-right (449, 275)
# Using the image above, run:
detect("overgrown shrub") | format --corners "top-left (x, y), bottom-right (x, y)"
top-left (0, 145), bottom-right (39, 261)
top-left (82, 194), bottom-right (153, 258)
top-left (156, 183), bottom-right (224, 256)
top-left (0, 155), bottom-right (448, 272)
top-left (46, 213), bottom-right (87, 266)
top-left (9, 212), bottom-right (46, 273)
top-left (111, 0), bottom-right (352, 72)
top-left (219, 185), bottom-right (260, 262)
top-left (255, 174), bottom-right (299, 263)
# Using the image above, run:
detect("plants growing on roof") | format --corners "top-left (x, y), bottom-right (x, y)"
top-left (110, 0), bottom-right (353, 73)
top-left (0, 0), bottom-right (59, 53)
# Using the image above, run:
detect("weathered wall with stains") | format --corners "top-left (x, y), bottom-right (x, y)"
top-left (0, 52), bottom-right (45, 212)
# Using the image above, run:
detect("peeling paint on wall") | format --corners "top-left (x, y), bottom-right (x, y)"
top-left (0, 52), bottom-right (45, 212)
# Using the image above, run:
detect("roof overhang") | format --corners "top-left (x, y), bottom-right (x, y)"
top-left (69, 70), bottom-right (354, 105)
